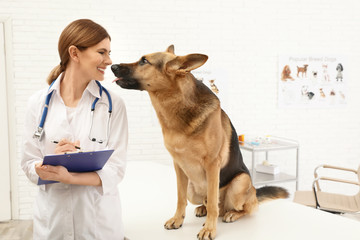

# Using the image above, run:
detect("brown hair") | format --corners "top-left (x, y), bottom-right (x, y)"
top-left (46, 19), bottom-right (111, 85)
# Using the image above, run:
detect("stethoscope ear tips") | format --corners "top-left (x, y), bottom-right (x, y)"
top-left (91, 138), bottom-right (96, 142)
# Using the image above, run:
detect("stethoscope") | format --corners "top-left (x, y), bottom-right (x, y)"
top-left (33, 80), bottom-right (113, 144)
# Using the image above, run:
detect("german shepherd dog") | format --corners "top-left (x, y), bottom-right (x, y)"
top-left (111, 45), bottom-right (288, 240)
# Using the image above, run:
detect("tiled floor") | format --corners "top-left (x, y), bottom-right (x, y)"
top-left (0, 220), bottom-right (32, 240)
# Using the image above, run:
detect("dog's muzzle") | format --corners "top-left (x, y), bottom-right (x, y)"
top-left (111, 64), bottom-right (130, 77)
top-left (111, 64), bottom-right (141, 90)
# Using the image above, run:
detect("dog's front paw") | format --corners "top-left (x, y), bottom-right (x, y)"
top-left (195, 205), bottom-right (207, 217)
top-left (164, 216), bottom-right (184, 230)
top-left (197, 226), bottom-right (216, 240)
top-left (222, 210), bottom-right (245, 223)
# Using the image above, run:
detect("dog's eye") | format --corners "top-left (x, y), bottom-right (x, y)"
top-left (140, 57), bottom-right (150, 66)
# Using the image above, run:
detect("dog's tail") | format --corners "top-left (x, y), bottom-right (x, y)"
top-left (256, 186), bottom-right (289, 203)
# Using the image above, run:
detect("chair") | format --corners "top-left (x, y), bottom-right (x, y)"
top-left (294, 164), bottom-right (360, 214)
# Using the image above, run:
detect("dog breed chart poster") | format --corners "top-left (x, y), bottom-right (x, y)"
top-left (192, 68), bottom-right (230, 112)
top-left (278, 56), bottom-right (346, 108)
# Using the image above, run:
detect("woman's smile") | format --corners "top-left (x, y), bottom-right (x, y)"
top-left (97, 67), bottom-right (106, 74)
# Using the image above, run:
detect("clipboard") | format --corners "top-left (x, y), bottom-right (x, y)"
top-left (37, 149), bottom-right (114, 185)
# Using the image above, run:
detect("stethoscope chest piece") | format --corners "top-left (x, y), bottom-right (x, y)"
top-left (33, 126), bottom-right (45, 141)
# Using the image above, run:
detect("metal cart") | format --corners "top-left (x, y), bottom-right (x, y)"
top-left (239, 136), bottom-right (299, 190)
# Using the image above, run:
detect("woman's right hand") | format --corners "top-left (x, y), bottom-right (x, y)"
top-left (54, 139), bottom-right (80, 154)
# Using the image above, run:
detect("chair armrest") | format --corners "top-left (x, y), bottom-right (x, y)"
top-left (314, 165), bottom-right (357, 176)
top-left (313, 164), bottom-right (358, 191)
top-left (314, 176), bottom-right (360, 186)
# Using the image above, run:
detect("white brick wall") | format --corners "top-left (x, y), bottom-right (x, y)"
top-left (1, 0), bottom-right (360, 219)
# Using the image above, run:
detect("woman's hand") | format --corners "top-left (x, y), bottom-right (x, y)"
top-left (35, 138), bottom-right (101, 186)
top-left (54, 139), bottom-right (80, 154)
top-left (35, 162), bottom-right (73, 184)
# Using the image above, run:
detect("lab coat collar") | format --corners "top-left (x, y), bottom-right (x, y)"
top-left (86, 80), bottom-right (102, 99)
top-left (47, 73), bottom-right (62, 94)
top-left (47, 73), bottom-right (101, 99)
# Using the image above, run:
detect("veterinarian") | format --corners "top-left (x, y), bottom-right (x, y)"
top-left (21, 19), bottom-right (128, 240)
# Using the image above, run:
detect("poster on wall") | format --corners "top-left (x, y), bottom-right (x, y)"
top-left (192, 68), bottom-right (230, 112)
top-left (278, 56), bottom-right (347, 108)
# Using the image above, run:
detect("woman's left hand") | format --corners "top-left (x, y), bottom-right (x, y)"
top-left (35, 162), bottom-right (73, 184)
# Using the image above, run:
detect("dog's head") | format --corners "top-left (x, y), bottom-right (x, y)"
top-left (111, 45), bottom-right (208, 92)
top-left (336, 63), bottom-right (343, 72)
top-left (282, 65), bottom-right (291, 75)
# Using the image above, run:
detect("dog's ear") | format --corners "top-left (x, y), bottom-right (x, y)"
top-left (166, 54), bottom-right (208, 75)
top-left (166, 45), bottom-right (175, 54)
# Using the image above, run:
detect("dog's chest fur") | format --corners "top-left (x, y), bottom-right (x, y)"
top-left (164, 132), bottom-right (208, 188)
top-left (150, 78), bottom-right (226, 186)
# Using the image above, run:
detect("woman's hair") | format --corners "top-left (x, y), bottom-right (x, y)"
top-left (46, 19), bottom-right (111, 85)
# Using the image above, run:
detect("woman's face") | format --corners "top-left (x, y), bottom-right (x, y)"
top-left (78, 37), bottom-right (112, 81)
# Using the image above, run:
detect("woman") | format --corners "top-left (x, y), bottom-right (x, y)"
top-left (21, 19), bottom-right (128, 239)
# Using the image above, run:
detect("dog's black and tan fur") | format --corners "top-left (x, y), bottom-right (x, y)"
top-left (112, 45), bottom-right (288, 240)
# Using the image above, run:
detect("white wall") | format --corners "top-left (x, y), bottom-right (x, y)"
top-left (0, 21), bottom-right (12, 221)
top-left (1, 0), bottom-right (360, 219)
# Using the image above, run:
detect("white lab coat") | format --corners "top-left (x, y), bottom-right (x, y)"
top-left (22, 75), bottom-right (128, 240)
